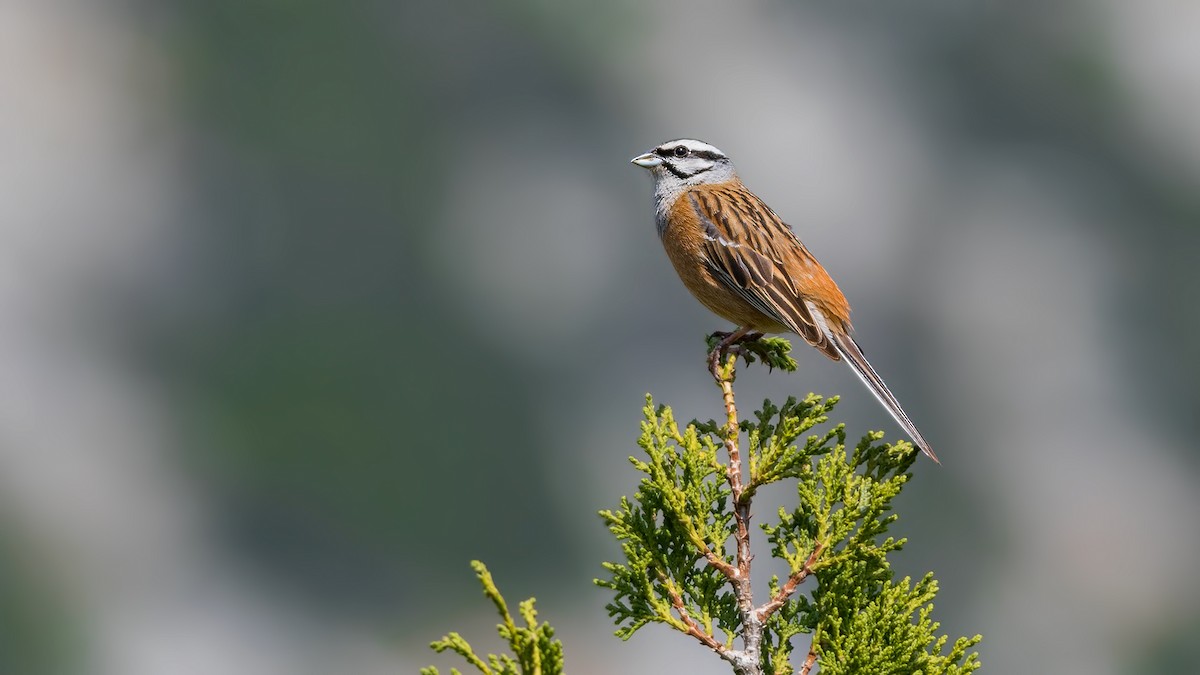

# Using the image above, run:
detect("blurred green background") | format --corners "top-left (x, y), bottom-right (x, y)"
top-left (2, 1), bottom-right (1198, 673)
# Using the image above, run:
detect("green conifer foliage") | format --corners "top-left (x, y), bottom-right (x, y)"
top-left (596, 338), bottom-right (981, 674)
top-left (428, 338), bottom-right (980, 674)
top-left (422, 561), bottom-right (564, 675)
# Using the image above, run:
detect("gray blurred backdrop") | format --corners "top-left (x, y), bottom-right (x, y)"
top-left (2, 1), bottom-right (1198, 673)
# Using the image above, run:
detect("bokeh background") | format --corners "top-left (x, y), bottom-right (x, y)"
top-left (3, 1), bottom-right (1199, 673)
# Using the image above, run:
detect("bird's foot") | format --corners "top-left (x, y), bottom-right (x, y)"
top-left (738, 332), bottom-right (764, 345)
top-left (706, 329), bottom-right (764, 379)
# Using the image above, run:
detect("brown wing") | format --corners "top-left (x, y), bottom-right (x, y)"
top-left (685, 182), bottom-right (851, 359)
top-left (684, 183), bottom-right (938, 461)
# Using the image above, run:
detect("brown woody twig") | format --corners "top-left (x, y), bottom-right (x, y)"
top-left (755, 541), bottom-right (825, 622)
top-left (660, 573), bottom-right (736, 665)
top-left (799, 645), bottom-right (819, 675)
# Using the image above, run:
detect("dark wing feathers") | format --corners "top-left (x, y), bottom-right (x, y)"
top-left (688, 187), bottom-right (838, 358)
top-left (685, 183), bottom-right (938, 463)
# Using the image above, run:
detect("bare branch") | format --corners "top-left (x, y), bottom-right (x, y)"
top-left (755, 541), bottom-right (825, 622)
top-left (699, 545), bottom-right (740, 582)
top-left (799, 645), bottom-right (818, 675)
top-left (661, 573), bottom-right (737, 665)
top-left (710, 349), bottom-right (763, 675)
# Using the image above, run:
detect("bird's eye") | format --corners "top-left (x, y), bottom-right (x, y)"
top-left (673, 146), bottom-right (689, 158)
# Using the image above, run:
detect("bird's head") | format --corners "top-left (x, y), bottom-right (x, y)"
top-left (631, 139), bottom-right (735, 186)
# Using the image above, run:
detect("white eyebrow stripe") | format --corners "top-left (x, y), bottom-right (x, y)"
top-left (659, 139), bottom-right (727, 158)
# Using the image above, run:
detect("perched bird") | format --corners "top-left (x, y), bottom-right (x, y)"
top-left (631, 138), bottom-right (938, 463)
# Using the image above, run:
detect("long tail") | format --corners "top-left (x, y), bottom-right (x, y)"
top-left (827, 330), bottom-right (939, 463)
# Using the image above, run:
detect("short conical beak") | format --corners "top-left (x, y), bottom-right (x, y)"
top-left (630, 152), bottom-right (662, 169)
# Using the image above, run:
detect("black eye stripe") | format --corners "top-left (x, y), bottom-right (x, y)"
top-left (655, 146), bottom-right (725, 161)
top-left (663, 162), bottom-right (691, 179)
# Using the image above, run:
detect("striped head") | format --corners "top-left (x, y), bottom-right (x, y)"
top-left (631, 139), bottom-right (737, 219)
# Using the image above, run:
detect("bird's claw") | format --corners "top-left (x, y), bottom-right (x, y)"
top-left (706, 330), bottom-right (766, 380)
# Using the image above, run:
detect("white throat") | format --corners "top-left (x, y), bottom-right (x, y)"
top-left (651, 162), bottom-right (736, 221)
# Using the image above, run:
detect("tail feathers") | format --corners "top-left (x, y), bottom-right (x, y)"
top-left (828, 330), bottom-right (939, 464)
